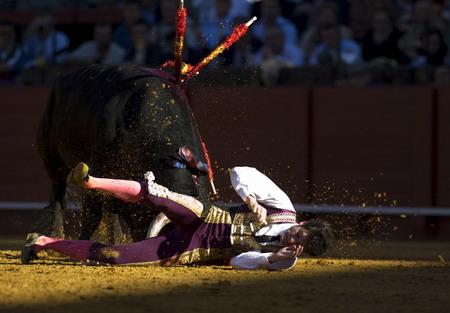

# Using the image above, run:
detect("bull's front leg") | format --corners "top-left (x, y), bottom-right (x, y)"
top-left (32, 181), bottom-right (67, 238)
top-left (79, 193), bottom-right (103, 240)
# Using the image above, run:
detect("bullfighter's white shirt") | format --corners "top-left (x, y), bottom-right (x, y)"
top-left (229, 166), bottom-right (295, 212)
top-left (228, 167), bottom-right (298, 271)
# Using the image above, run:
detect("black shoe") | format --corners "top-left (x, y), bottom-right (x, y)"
top-left (66, 162), bottom-right (90, 186)
top-left (20, 232), bottom-right (42, 264)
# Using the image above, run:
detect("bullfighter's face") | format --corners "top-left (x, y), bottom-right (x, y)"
top-left (280, 222), bottom-right (309, 247)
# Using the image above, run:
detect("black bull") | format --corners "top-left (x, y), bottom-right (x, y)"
top-left (36, 64), bottom-right (210, 241)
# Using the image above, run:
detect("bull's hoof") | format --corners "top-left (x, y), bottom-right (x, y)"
top-left (67, 162), bottom-right (90, 186)
top-left (21, 232), bottom-right (42, 264)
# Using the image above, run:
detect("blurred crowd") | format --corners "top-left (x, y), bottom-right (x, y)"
top-left (1, 0), bottom-right (450, 86)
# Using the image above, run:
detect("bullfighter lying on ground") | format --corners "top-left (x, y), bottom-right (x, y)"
top-left (21, 165), bottom-right (334, 270)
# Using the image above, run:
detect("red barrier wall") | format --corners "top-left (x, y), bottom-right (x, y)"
top-left (438, 88), bottom-right (450, 207)
top-left (311, 86), bottom-right (433, 207)
top-left (189, 86), bottom-right (310, 202)
top-left (0, 85), bottom-right (448, 210)
top-left (0, 87), bottom-right (50, 202)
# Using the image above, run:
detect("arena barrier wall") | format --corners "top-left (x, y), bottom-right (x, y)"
top-left (310, 86), bottom-right (433, 207)
top-left (1, 85), bottom-right (450, 237)
top-left (0, 86), bottom-right (50, 203)
top-left (437, 87), bottom-right (450, 208)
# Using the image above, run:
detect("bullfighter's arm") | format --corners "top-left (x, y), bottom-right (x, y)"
top-left (230, 249), bottom-right (297, 271)
top-left (230, 166), bottom-right (295, 211)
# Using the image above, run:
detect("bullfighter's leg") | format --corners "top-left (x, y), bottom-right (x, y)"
top-left (22, 232), bottom-right (190, 265)
top-left (67, 162), bottom-right (145, 202)
top-left (68, 162), bottom-right (204, 229)
top-left (21, 221), bottom-right (233, 265)
top-left (84, 176), bottom-right (146, 203)
top-left (22, 231), bottom-right (191, 265)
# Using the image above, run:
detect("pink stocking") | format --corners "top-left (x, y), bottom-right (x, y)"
top-left (35, 236), bottom-right (94, 261)
top-left (84, 177), bottom-right (147, 203)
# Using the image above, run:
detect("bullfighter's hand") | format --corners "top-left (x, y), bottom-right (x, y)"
top-left (245, 195), bottom-right (268, 226)
top-left (268, 245), bottom-right (304, 263)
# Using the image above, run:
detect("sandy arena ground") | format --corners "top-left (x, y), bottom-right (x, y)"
top-left (0, 238), bottom-right (449, 313)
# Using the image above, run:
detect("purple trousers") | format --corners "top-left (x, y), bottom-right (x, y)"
top-left (86, 194), bottom-right (234, 266)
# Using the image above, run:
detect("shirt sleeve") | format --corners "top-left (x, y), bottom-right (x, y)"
top-left (230, 166), bottom-right (295, 212)
top-left (230, 250), bottom-right (297, 271)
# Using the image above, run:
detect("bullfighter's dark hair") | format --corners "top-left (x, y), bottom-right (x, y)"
top-left (302, 218), bottom-right (334, 257)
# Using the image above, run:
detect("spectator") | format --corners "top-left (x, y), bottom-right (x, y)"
top-left (151, 0), bottom-right (199, 64)
top-left (0, 0), bottom-right (15, 9)
top-left (348, 0), bottom-right (397, 42)
top-left (17, 0), bottom-right (115, 9)
top-left (394, 0), bottom-right (413, 33)
top-left (254, 24), bottom-right (304, 85)
top-left (21, 10), bottom-right (70, 69)
top-left (114, 0), bottom-right (147, 51)
top-left (418, 28), bottom-right (448, 66)
top-left (398, 0), bottom-right (447, 56)
top-left (0, 21), bottom-right (22, 84)
top-left (14, 0), bottom-right (68, 10)
top-left (442, 0), bottom-right (450, 23)
top-left (397, 37), bottom-right (426, 67)
top-left (141, 0), bottom-right (160, 25)
top-left (68, 23), bottom-right (126, 64)
top-left (290, 0), bottom-right (315, 35)
top-left (201, 0), bottom-right (234, 51)
top-left (300, 1), bottom-right (352, 62)
top-left (308, 23), bottom-right (362, 67)
top-left (362, 7), bottom-right (402, 63)
top-left (192, 0), bottom-right (251, 23)
top-left (253, 24), bottom-right (304, 67)
top-left (125, 21), bottom-right (160, 67)
top-left (82, 0), bottom-right (119, 9)
top-left (252, 0), bottom-right (299, 46)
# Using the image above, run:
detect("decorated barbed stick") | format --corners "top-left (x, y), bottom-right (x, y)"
top-left (201, 140), bottom-right (216, 194)
top-left (174, 0), bottom-right (187, 83)
top-left (183, 16), bottom-right (257, 81)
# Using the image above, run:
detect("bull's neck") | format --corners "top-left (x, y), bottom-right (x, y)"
top-left (137, 67), bottom-right (188, 103)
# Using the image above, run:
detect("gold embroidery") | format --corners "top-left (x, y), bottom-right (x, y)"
top-left (203, 205), bottom-right (233, 224)
top-left (266, 212), bottom-right (297, 224)
top-left (230, 234), bottom-right (280, 255)
top-left (230, 211), bottom-right (297, 254)
top-left (166, 193), bottom-right (205, 217)
top-left (144, 171), bottom-right (205, 217)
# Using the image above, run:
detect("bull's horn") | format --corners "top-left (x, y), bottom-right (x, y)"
top-left (147, 212), bottom-right (171, 238)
